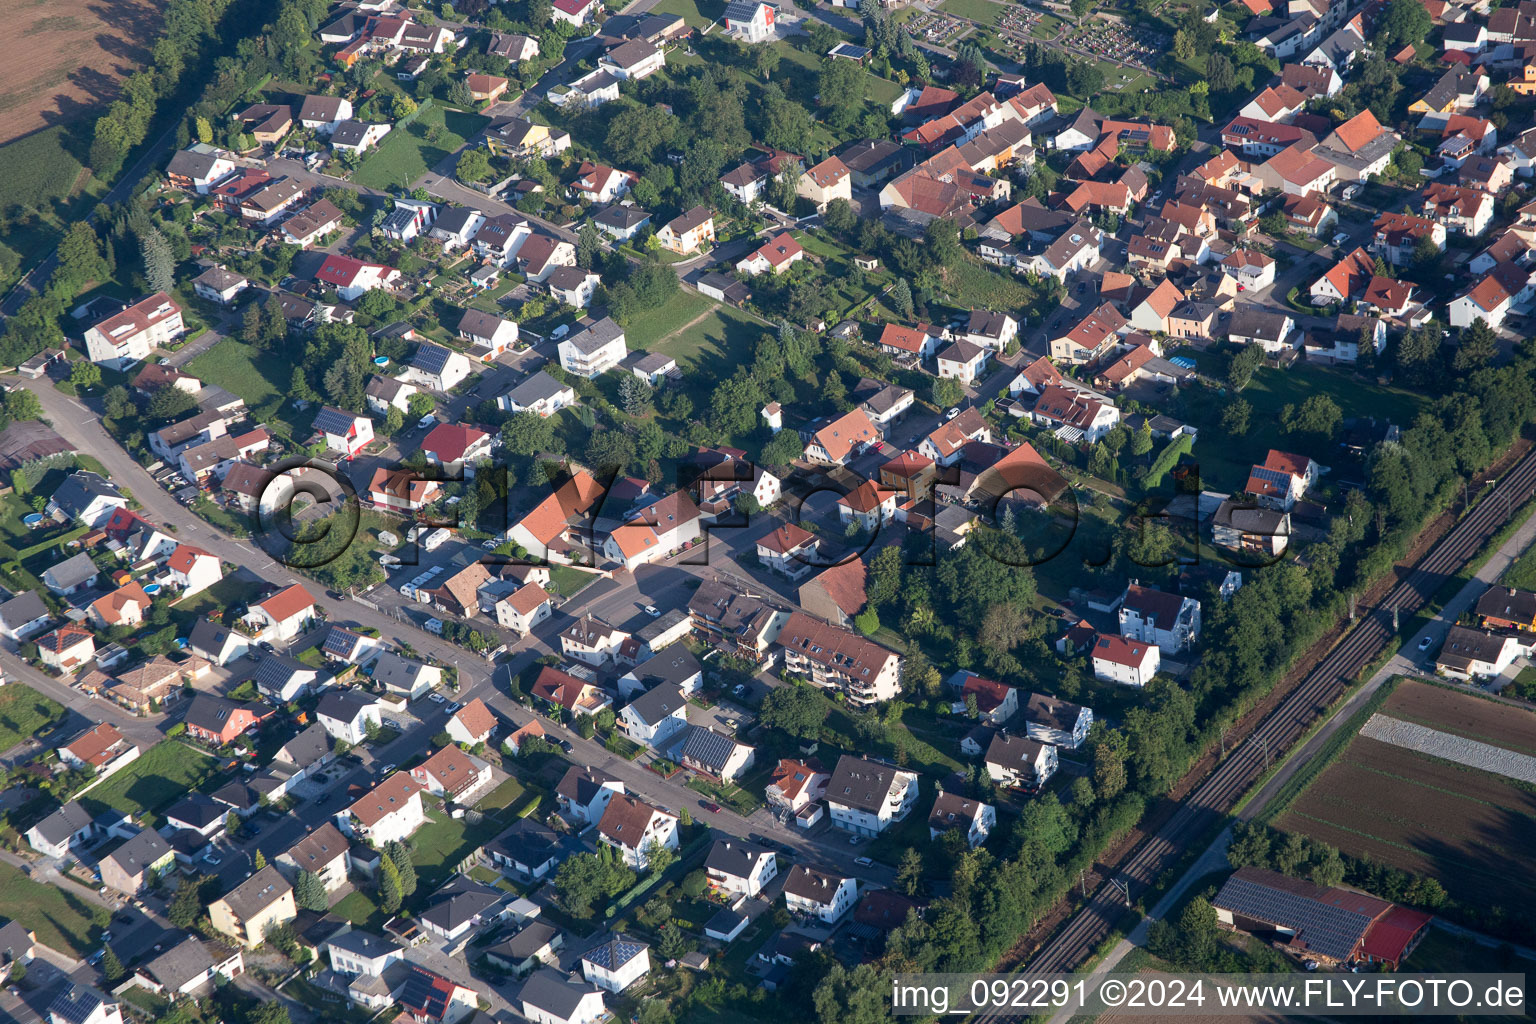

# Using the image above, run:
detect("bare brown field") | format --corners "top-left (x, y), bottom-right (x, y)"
top-left (0, 0), bottom-right (162, 146)
top-left (1276, 736), bottom-right (1536, 909)
top-left (1381, 679), bottom-right (1536, 756)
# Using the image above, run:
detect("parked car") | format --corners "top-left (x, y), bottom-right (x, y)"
top-left (1417, 635), bottom-right (1434, 651)
top-left (854, 856), bottom-right (873, 867)
top-left (703, 802), bottom-right (721, 813)
top-left (643, 604), bottom-right (661, 617)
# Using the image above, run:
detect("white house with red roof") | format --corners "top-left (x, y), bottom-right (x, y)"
top-left (36, 625), bottom-right (95, 671)
top-left (756, 523), bottom-right (820, 580)
top-left (165, 544), bottom-right (222, 597)
top-left (1090, 634), bottom-right (1160, 686)
top-left (495, 584), bottom-right (553, 634)
top-left (1449, 263), bottom-right (1530, 329)
top-left (368, 466), bottom-right (441, 512)
top-left (84, 293), bottom-right (185, 369)
top-left (1119, 582), bottom-right (1201, 653)
top-left (836, 479), bottom-right (897, 532)
top-left (421, 423), bottom-right (493, 476)
top-left (570, 163), bottom-right (637, 204)
top-left (597, 795), bottom-right (679, 869)
top-left (603, 492), bottom-right (701, 571)
top-left (1221, 249), bottom-right (1276, 291)
top-left (551, 0), bottom-right (598, 26)
top-left (877, 323), bottom-right (942, 360)
top-left (242, 583), bottom-right (318, 642)
top-left (736, 233), bottom-right (804, 276)
top-left (803, 408), bottom-right (880, 464)
top-left (314, 253), bottom-right (400, 301)
top-left (1245, 449), bottom-right (1320, 511)
top-left (958, 673), bottom-right (1018, 724)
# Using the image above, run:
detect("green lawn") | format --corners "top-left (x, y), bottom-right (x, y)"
top-left (184, 339), bottom-right (313, 443)
top-left (1504, 542), bottom-right (1536, 591)
top-left (647, 0), bottom-right (724, 27)
top-left (79, 741), bottom-right (223, 824)
top-left (546, 564), bottom-right (599, 599)
top-left (410, 795), bottom-right (522, 895)
top-left (940, 0), bottom-right (1007, 25)
top-left (0, 860), bottom-right (107, 957)
top-left (333, 889), bottom-right (388, 930)
top-left (622, 290), bottom-right (717, 350)
top-left (352, 105), bottom-right (491, 191)
top-left (651, 304), bottom-right (767, 417)
top-left (0, 685), bottom-right (65, 755)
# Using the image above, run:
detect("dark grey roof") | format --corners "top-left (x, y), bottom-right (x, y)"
top-left (46, 982), bottom-right (112, 1024)
top-left (420, 877), bottom-right (504, 933)
top-left (330, 120), bottom-right (372, 147)
top-left (105, 829), bottom-right (170, 875)
top-left (521, 967), bottom-right (601, 1018)
top-left (411, 342), bottom-right (457, 375)
top-left (434, 206), bottom-right (481, 235)
top-left (827, 755), bottom-right (907, 812)
top-left (30, 801), bottom-right (93, 846)
top-left (677, 725), bottom-right (739, 772)
top-left (217, 864), bottom-right (291, 919)
top-left (371, 651), bottom-right (434, 690)
top-left (167, 793), bottom-right (226, 830)
top-left (50, 470), bottom-right (121, 518)
top-left (556, 765), bottom-right (620, 804)
top-left (564, 317), bottom-right (625, 355)
top-left (276, 722), bottom-right (331, 768)
top-left (317, 689), bottom-right (378, 722)
top-left (322, 625), bottom-right (370, 658)
top-left (1024, 692), bottom-right (1088, 732)
top-left (490, 920), bottom-right (559, 960)
top-left (1228, 306), bottom-right (1291, 342)
top-left (0, 590), bottom-right (49, 629)
top-left (256, 654), bottom-right (317, 692)
top-left (635, 648), bottom-right (700, 689)
top-left (484, 816), bottom-right (563, 866)
top-left (505, 370), bottom-right (571, 408)
top-left (211, 780), bottom-right (263, 813)
top-left (623, 682), bottom-right (686, 727)
top-left (184, 694), bottom-right (243, 733)
top-left (582, 934), bottom-right (648, 971)
top-left (595, 205), bottom-right (651, 230)
top-left (188, 616), bottom-right (239, 655)
top-left (703, 838), bottom-right (772, 877)
top-left (142, 936), bottom-right (222, 992)
top-left (167, 150), bottom-right (226, 180)
top-left (312, 406), bottom-right (360, 436)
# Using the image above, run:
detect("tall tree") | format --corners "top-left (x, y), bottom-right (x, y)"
top-left (140, 227), bottom-right (176, 294)
top-left (386, 840), bottom-right (417, 896)
top-left (378, 854), bottom-right (404, 914)
top-left (294, 869), bottom-right (328, 912)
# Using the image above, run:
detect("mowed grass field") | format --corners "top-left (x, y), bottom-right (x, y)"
top-left (0, 684), bottom-right (66, 755)
top-left (184, 339), bottom-right (315, 443)
top-left (0, 860), bottom-right (106, 956)
top-left (79, 740), bottom-right (223, 824)
top-left (352, 105), bottom-right (490, 191)
top-left (1275, 682), bottom-right (1536, 910)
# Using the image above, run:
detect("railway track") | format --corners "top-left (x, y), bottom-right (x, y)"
top-left (1016, 447), bottom-right (1536, 979)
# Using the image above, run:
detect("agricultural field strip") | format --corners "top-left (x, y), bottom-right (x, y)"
top-left (1379, 679), bottom-right (1536, 756)
top-left (1359, 714), bottom-right (1536, 784)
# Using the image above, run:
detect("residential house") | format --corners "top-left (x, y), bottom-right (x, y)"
top-left (367, 466), bottom-right (442, 513)
top-left (599, 39), bottom-right (665, 80)
top-left (241, 583), bottom-right (317, 642)
top-left (134, 937), bottom-right (245, 998)
top-left (798, 156), bottom-right (852, 209)
top-left (958, 674), bottom-right (1018, 725)
top-left (58, 723), bottom-right (139, 776)
top-left (192, 266), bottom-right (249, 305)
top-left (618, 683), bottom-right (689, 749)
top-left (339, 773), bottom-right (425, 845)
top-left (25, 801), bottom-right (93, 860)
top-left (736, 233), bottom-right (804, 275)
top-left (99, 829), bottom-right (174, 895)
top-left (326, 931), bottom-right (403, 978)
top-left (676, 725), bottom-right (755, 782)
top-left (298, 95), bottom-right (352, 133)
top-left (402, 343), bottom-right (472, 392)
top-left (421, 423), bottom-right (493, 476)
top-left (766, 758), bottom-right (828, 823)
top-left (276, 822), bottom-right (351, 893)
top-left (84, 294), bottom-right (185, 369)
top-left (723, 0), bottom-right (775, 42)
top-left (410, 745), bottom-right (494, 804)
top-left (1091, 633), bottom-right (1160, 686)
top-left (558, 317), bottom-right (627, 378)
top-left (446, 698), bottom-right (498, 747)
top-left (936, 340), bottom-right (989, 385)
top-left (1119, 583), bottom-right (1201, 653)
top-left (36, 625), bottom-right (95, 671)
top-left (185, 695), bottom-right (272, 747)
top-left (928, 792), bottom-right (995, 847)
top-left (40, 553), bottom-right (99, 597)
top-left (520, 969), bottom-right (606, 1024)
top-left (316, 690), bottom-right (383, 745)
top-left (825, 755), bottom-right (919, 836)
top-left (704, 839), bottom-right (778, 898)
top-left (782, 866), bottom-right (857, 923)
top-left (596, 795), bottom-right (679, 868)
top-left (0, 591), bottom-right (51, 641)
top-left (777, 611), bottom-right (902, 705)
top-left (656, 206), bottom-right (715, 254)
top-left (167, 149), bottom-right (235, 193)
top-left (983, 731), bottom-right (1059, 789)
top-left (1246, 449), bottom-right (1319, 510)
top-left (371, 652), bottom-right (442, 700)
top-left (555, 765), bottom-right (625, 825)
top-left (532, 664), bottom-right (614, 715)
top-left (314, 253), bottom-right (400, 302)
top-left (495, 584), bottom-right (553, 634)
top-left (209, 865), bottom-right (296, 947)
top-left (581, 936), bottom-right (651, 993)
top-left (803, 408), bottom-right (880, 465)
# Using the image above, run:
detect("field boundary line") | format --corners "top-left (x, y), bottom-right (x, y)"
top-left (1360, 713), bottom-right (1536, 784)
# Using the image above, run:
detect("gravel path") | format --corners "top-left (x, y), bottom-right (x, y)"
top-left (1361, 713), bottom-right (1536, 784)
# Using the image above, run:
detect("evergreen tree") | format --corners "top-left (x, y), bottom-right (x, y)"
top-left (889, 277), bottom-right (914, 318)
top-left (100, 944), bottom-right (125, 982)
top-left (1130, 419), bottom-right (1154, 457)
top-left (386, 840), bottom-right (417, 897)
top-left (294, 869), bottom-right (328, 912)
top-left (378, 854), bottom-right (404, 914)
top-left (254, 849), bottom-right (267, 870)
top-left (140, 226), bottom-right (175, 294)
top-left (576, 222), bottom-right (602, 269)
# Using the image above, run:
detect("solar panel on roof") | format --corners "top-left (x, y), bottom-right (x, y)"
top-left (1213, 874), bottom-right (1373, 960)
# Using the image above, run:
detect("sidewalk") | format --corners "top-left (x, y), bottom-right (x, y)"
top-left (1046, 498), bottom-right (1536, 1016)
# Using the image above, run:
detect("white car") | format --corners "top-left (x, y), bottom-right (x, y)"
top-left (1332, 232), bottom-right (1350, 247)
top-left (417, 413), bottom-right (436, 429)
top-left (1417, 635), bottom-right (1434, 651)
top-left (945, 407), bottom-right (960, 421)
top-left (551, 323), bottom-right (571, 340)
top-left (643, 604), bottom-right (661, 617)
top-left (428, 693), bottom-right (445, 703)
